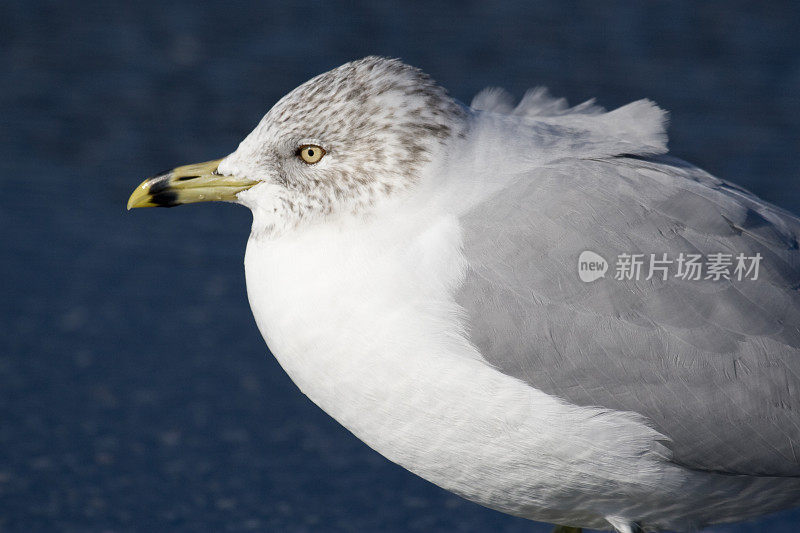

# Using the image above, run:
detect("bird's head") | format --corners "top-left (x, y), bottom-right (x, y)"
top-left (128, 56), bottom-right (465, 236)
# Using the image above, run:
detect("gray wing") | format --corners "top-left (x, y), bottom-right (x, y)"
top-left (458, 154), bottom-right (800, 476)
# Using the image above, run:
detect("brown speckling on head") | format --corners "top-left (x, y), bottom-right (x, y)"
top-left (221, 56), bottom-right (468, 236)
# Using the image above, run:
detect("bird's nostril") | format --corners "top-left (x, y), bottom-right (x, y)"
top-left (176, 175), bottom-right (199, 181)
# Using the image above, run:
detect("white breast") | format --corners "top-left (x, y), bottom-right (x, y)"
top-left (242, 206), bottom-right (684, 528)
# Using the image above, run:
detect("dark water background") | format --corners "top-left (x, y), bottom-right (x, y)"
top-left (2, 1), bottom-right (800, 531)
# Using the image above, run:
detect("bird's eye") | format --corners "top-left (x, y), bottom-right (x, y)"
top-left (297, 144), bottom-right (326, 164)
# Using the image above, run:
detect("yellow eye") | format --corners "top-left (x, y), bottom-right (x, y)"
top-left (298, 144), bottom-right (325, 164)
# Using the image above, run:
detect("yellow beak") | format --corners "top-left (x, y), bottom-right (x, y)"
top-left (127, 158), bottom-right (259, 210)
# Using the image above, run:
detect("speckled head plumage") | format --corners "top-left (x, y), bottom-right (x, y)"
top-left (219, 56), bottom-right (466, 234)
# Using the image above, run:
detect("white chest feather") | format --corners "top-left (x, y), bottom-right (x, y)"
top-left (243, 209), bottom-right (680, 524)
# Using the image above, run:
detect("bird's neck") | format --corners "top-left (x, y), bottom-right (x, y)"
top-left (243, 207), bottom-right (472, 396)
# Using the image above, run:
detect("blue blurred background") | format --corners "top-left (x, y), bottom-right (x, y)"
top-left (2, 1), bottom-right (799, 531)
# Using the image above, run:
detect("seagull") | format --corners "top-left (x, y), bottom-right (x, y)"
top-left (128, 56), bottom-right (800, 532)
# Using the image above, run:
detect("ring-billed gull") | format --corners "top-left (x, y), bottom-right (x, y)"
top-left (128, 57), bottom-right (800, 532)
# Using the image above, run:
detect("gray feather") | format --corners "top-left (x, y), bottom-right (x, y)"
top-left (457, 154), bottom-right (800, 476)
